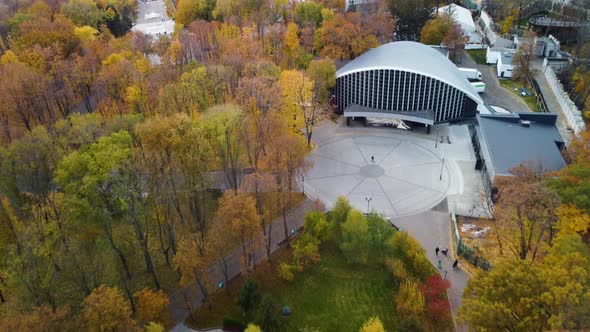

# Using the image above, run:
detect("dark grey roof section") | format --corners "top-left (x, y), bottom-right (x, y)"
top-left (477, 112), bottom-right (566, 176)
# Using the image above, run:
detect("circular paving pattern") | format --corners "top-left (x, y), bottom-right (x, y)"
top-left (304, 134), bottom-right (450, 218)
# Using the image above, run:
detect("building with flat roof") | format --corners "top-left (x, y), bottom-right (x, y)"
top-left (335, 41), bottom-right (484, 126)
top-left (470, 112), bottom-right (566, 192)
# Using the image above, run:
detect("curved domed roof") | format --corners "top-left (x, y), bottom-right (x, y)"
top-left (336, 41), bottom-right (483, 104)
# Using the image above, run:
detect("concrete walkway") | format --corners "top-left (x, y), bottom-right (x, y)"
top-left (393, 200), bottom-right (469, 332)
top-left (169, 199), bottom-right (315, 327)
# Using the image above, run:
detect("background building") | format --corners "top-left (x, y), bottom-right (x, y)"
top-left (438, 4), bottom-right (482, 44)
top-left (335, 41), bottom-right (484, 126)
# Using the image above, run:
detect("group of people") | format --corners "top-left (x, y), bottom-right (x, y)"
top-left (436, 246), bottom-right (458, 270)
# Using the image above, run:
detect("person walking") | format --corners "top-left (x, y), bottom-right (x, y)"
top-left (437, 260), bottom-right (442, 269)
top-left (435, 246), bottom-right (440, 256)
top-left (371, 156), bottom-right (375, 163)
top-left (442, 248), bottom-right (448, 256)
top-left (452, 259), bottom-right (459, 269)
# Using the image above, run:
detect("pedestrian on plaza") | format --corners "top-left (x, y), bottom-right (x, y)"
top-left (437, 260), bottom-right (442, 269)
top-left (435, 246), bottom-right (440, 256)
top-left (442, 248), bottom-right (448, 256)
top-left (452, 259), bottom-right (459, 269)
top-left (371, 156), bottom-right (375, 163)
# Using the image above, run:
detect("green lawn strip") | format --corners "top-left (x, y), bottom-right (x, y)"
top-left (466, 49), bottom-right (487, 65)
top-left (498, 79), bottom-right (542, 112)
top-left (187, 242), bottom-right (397, 331)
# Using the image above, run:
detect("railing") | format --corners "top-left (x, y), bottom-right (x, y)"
top-left (529, 16), bottom-right (590, 28)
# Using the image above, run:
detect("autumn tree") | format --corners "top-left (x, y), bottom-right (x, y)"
top-left (513, 30), bottom-right (537, 85)
top-left (332, 196), bottom-right (352, 225)
top-left (388, 231), bottom-right (432, 280)
top-left (367, 213), bottom-right (394, 261)
top-left (283, 22), bottom-right (301, 69)
top-left (204, 105), bottom-right (244, 191)
top-left (420, 275), bottom-right (451, 324)
top-left (134, 288), bottom-right (172, 328)
top-left (244, 323), bottom-right (263, 332)
top-left (81, 285), bottom-right (136, 331)
top-left (216, 189), bottom-right (260, 271)
top-left (0, 305), bottom-right (72, 331)
top-left (443, 23), bottom-right (468, 62)
top-left (56, 131), bottom-right (135, 284)
top-left (306, 58), bottom-right (336, 104)
top-left (359, 316), bottom-right (385, 332)
top-left (420, 14), bottom-right (453, 46)
top-left (460, 233), bottom-right (590, 330)
top-left (61, 0), bottom-right (102, 28)
top-left (176, 0), bottom-right (216, 26)
top-left (304, 210), bottom-right (330, 241)
top-left (396, 279), bottom-right (426, 319)
top-left (265, 132), bottom-right (309, 243)
top-left (292, 232), bottom-right (321, 270)
top-left (555, 204), bottom-right (590, 239)
top-left (315, 12), bottom-right (378, 60)
top-left (174, 232), bottom-right (211, 301)
top-left (294, 1), bottom-right (324, 28)
top-left (550, 129), bottom-right (590, 213)
top-left (339, 210), bottom-right (370, 264)
top-left (493, 164), bottom-right (560, 262)
top-left (279, 70), bottom-right (324, 146)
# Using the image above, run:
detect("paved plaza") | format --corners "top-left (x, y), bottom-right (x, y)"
top-left (305, 132), bottom-right (450, 217)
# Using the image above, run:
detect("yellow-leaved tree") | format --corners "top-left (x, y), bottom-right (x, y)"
top-left (395, 279), bottom-right (425, 319)
top-left (81, 285), bottom-right (135, 331)
top-left (359, 316), bottom-right (385, 332)
top-left (134, 287), bottom-right (172, 328)
top-left (279, 70), bottom-right (323, 146)
top-left (216, 189), bottom-right (260, 271)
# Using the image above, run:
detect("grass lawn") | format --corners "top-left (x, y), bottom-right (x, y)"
top-left (466, 49), bottom-right (487, 65)
top-left (188, 242), bottom-right (398, 332)
top-left (499, 79), bottom-right (542, 112)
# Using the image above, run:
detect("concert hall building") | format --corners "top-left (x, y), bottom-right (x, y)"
top-left (335, 41), bottom-right (484, 126)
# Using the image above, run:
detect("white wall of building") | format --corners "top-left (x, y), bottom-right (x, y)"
top-left (497, 55), bottom-right (513, 78)
top-left (544, 66), bottom-right (586, 134)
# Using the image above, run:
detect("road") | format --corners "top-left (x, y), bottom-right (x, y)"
top-left (460, 51), bottom-right (533, 114)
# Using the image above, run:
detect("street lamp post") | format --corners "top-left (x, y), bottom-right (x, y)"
top-left (365, 197), bottom-right (372, 215)
top-left (301, 174), bottom-right (305, 196)
top-left (440, 158), bottom-right (445, 181)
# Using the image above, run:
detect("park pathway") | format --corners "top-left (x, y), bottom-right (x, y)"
top-left (392, 199), bottom-right (469, 332)
top-left (169, 199), bottom-right (314, 330)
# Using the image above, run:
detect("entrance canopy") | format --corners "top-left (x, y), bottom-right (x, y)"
top-left (344, 104), bottom-right (435, 125)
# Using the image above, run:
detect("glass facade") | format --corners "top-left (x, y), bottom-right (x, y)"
top-left (336, 69), bottom-right (477, 123)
